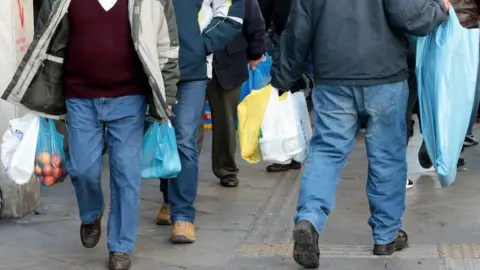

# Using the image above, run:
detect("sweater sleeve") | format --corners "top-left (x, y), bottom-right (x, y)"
top-left (202, 0), bottom-right (245, 54)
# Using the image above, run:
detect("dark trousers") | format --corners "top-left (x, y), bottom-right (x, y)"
top-left (406, 44), bottom-right (419, 144)
top-left (197, 74), bottom-right (241, 179)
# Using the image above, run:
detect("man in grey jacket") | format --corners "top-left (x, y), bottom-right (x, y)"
top-left (271, 0), bottom-right (449, 268)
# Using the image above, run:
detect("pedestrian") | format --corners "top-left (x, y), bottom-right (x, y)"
top-left (270, 0), bottom-right (449, 268)
top-left (198, 0), bottom-right (266, 188)
top-left (2, 0), bottom-right (179, 269)
top-left (258, 0), bottom-right (314, 173)
top-left (155, 0), bottom-right (245, 243)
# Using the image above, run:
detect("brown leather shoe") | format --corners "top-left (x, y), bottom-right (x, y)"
top-left (109, 252), bottom-right (131, 270)
top-left (171, 221), bottom-right (196, 244)
top-left (156, 203), bottom-right (172, 225)
top-left (80, 216), bottom-right (102, 248)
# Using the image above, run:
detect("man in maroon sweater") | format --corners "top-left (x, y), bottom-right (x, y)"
top-left (16, 0), bottom-right (180, 269)
top-left (65, 1), bottom-right (178, 269)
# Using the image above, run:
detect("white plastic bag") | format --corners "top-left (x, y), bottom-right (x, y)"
top-left (260, 88), bottom-right (303, 163)
top-left (1, 113), bottom-right (39, 185)
top-left (279, 92), bottom-right (303, 157)
top-left (259, 87), bottom-right (288, 162)
top-left (292, 92), bottom-right (312, 162)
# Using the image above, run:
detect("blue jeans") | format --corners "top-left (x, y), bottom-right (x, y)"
top-left (295, 81), bottom-right (409, 244)
top-left (167, 80), bottom-right (208, 223)
top-left (66, 96), bottom-right (146, 253)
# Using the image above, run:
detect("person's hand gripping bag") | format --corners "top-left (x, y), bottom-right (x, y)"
top-left (239, 53), bottom-right (273, 103)
top-left (34, 118), bottom-right (68, 188)
top-left (141, 122), bottom-right (181, 179)
top-left (416, 7), bottom-right (480, 187)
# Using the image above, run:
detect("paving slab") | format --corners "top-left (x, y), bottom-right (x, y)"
top-left (0, 129), bottom-right (480, 269)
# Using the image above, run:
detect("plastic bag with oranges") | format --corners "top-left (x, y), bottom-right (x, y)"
top-left (34, 118), bottom-right (68, 188)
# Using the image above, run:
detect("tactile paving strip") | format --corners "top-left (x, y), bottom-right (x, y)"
top-left (439, 244), bottom-right (480, 259)
top-left (236, 244), bottom-right (439, 259)
top-left (236, 244), bottom-right (480, 259)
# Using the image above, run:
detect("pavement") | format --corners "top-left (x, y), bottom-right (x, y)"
top-left (1, 126), bottom-right (480, 270)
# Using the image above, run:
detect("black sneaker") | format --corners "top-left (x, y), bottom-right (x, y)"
top-left (418, 141), bottom-right (432, 169)
top-left (266, 160), bottom-right (301, 173)
top-left (293, 220), bottom-right (320, 269)
top-left (373, 229), bottom-right (409, 256)
top-left (464, 135), bottom-right (479, 147)
top-left (109, 252), bottom-right (131, 270)
top-left (80, 217), bottom-right (102, 248)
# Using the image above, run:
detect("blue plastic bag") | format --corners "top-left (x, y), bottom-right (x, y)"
top-left (239, 53), bottom-right (272, 103)
top-left (141, 122), bottom-right (181, 179)
top-left (416, 8), bottom-right (479, 187)
top-left (34, 118), bottom-right (68, 188)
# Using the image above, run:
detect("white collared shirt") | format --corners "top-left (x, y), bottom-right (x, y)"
top-left (98, 0), bottom-right (118, 11)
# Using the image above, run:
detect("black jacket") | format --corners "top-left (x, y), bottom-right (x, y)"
top-left (271, 0), bottom-right (447, 90)
top-left (258, 0), bottom-right (292, 34)
top-left (213, 0), bottom-right (266, 90)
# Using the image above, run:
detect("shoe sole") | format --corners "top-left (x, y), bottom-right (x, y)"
top-left (220, 179), bottom-right (239, 188)
top-left (108, 265), bottom-right (130, 270)
top-left (156, 219), bottom-right (172, 226)
top-left (374, 241), bottom-right (410, 256)
top-left (82, 239), bottom-right (101, 249)
top-left (267, 164), bottom-right (302, 173)
top-left (293, 225), bottom-right (320, 269)
top-left (171, 235), bottom-right (195, 244)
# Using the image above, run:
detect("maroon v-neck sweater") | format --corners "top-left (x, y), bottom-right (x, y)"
top-left (64, 0), bottom-right (148, 99)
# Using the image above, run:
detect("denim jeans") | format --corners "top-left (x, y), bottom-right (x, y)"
top-left (295, 81), bottom-right (409, 244)
top-left (66, 95), bottom-right (146, 253)
top-left (166, 80), bottom-right (208, 223)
